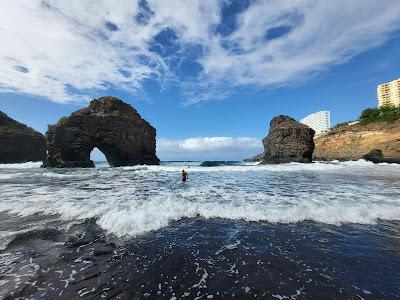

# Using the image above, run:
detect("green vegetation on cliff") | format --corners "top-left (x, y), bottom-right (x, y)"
top-left (0, 111), bottom-right (27, 132)
top-left (359, 105), bottom-right (400, 125)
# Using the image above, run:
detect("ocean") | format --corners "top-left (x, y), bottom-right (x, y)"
top-left (0, 160), bottom-right (399, 299)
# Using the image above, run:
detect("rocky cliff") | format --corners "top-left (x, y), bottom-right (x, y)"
top-left (0, 111), bottom-right (46, 163)
top-left (45, 96), bottom-right (160, 168)
top-left (314, 119), bottom-right (400, 161)
top-left (262, 115), bottom-right (315, 164)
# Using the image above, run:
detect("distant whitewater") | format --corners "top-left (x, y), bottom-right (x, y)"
top-left (0, 160), bottom-right (399, 298)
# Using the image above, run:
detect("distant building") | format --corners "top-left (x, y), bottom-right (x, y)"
top-left (377, 78), bottom-right (400, 107)
top-left (348, 121), bottom-right (359, 126)
top-left (300, 111), bottom-right (330, 134)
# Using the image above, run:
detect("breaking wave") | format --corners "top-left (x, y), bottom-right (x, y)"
top-left (0, 161), bottom-right (42, 169)
top-left (0, 160), bottom-right (399, 238)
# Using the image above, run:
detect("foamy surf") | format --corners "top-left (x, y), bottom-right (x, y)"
top-left (0, 160), bottom-right (399, 237)
top-left (0, 161), bottom-right (42, 169)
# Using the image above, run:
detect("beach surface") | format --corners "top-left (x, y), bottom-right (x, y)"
top-left (0, 160), bottom-right (399, 299)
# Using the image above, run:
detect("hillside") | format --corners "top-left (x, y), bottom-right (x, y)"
top-left (314, 119), bottom-right (400, 161)
top-left (0, 111), bottom-right (46, 163)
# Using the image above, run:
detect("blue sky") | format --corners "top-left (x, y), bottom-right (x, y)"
top-left (0, 0), bottom-right (400, 161)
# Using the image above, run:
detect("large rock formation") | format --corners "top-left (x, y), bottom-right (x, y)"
top-left (262, 115), bottom-right (315, 164)
top-left (314, 119), bottom-right (400, 161)
top-left (44, 96), bottom-right (160, 168)
top-left (0, 111), bottom-right (46, 163)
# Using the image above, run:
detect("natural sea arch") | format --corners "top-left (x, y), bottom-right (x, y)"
top-left (44, 97), bottom-right (159, 168)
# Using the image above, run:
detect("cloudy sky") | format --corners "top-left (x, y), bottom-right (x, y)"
top-left (1, 0), bottom-right (400, 160)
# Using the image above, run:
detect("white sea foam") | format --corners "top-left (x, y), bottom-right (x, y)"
top-left (0, 173), bottom-right (22, 179)
top-left (133, 161), bottom-right (344, 173)
top-left (0, 162), bottom-right (42, 169)
top-left (0, 160), bottom-right (399, 237)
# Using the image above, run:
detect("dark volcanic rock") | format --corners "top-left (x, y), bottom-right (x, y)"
top-left (363, 149), bottom-right (384, 162)
top-left (262, 115), bottom-right (315, 164)
top-left (44, 96), bottom-right (160, 168)
top-left (243, 153), bottom-right (264, 163)
top-left (363, 149), bottom-right (400, 164)
top-left (0, 111), bottom-right (46, 163)
top-left (200, 161), bottom-right (221, 167)
top-left (200, 161), bottom-right (238, 167)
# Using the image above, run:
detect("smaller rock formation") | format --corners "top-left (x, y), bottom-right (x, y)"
top-left (243, 153), bottom-right (264, 163)
top-left (200, 161), bottom-right (221, 167)
top-left (262, 115), bottom-right (315, 164)
top-left (0, 111), bottom-right (46, 163)
top-left (362, 149), bottom-right (400, 164)
top-left (45, 96), bottom-right (159, 168)
top-left (200, 161), bottom-right (237, 167)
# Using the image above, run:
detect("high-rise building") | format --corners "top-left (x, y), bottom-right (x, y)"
top-left (377, 78), bottom-right (400, 107)
top-left (300, 111), bottom-right (330, 135)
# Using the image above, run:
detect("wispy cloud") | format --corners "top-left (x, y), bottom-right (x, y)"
top-left (0, 0), bottom-right (399, 104)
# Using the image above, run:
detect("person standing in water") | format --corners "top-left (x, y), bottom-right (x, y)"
top-left (181, 170), bottom-right (188, 182)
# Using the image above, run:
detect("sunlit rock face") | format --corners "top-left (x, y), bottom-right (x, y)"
top-left (0, 111), bottom-right (46, 163)
top-left (262, 115), bottom-right (315, 164)
top-left (44, 96), bottom-right (159, 168)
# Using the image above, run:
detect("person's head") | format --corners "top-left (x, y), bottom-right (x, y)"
top-left (182, 170), bottom-right (185, 173)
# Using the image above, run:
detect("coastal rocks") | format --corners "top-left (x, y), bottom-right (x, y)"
top-left (243, 153), bottom-right (264, 163)
top-left (0, 111), bottom-right (46, 163)
top-left (44, 96), bottom-right (160, 168)
top-left (362, 149), bottom-right (400, 164)
top-left (200, 161), bottom-right (221, 167)
top-left (262, 115), bottom-right (315, 164)
top-left (200, 161), bottom-right (238, 167)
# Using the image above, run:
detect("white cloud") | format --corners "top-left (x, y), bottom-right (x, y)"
top-left (157, 137), bottom-right (262, 161)
top-left (0, 0), bottom-right (399, 104)
top-left (91, 137), bottom-right (262, 161)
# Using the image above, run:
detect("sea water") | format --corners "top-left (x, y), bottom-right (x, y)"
top-left (0, 161), bottom-right (399, 298)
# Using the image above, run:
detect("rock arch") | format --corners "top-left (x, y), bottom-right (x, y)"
top-left (44, 96), bottom-right (159, 168)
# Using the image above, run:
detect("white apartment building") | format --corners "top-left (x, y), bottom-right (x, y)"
top-left (300, 111), bottom-right (330, 135)
top-left (377, 78), bottom-right (400, 107)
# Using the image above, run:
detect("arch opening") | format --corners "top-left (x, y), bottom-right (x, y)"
top-left (90, 147), bottom-right (109, 167)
